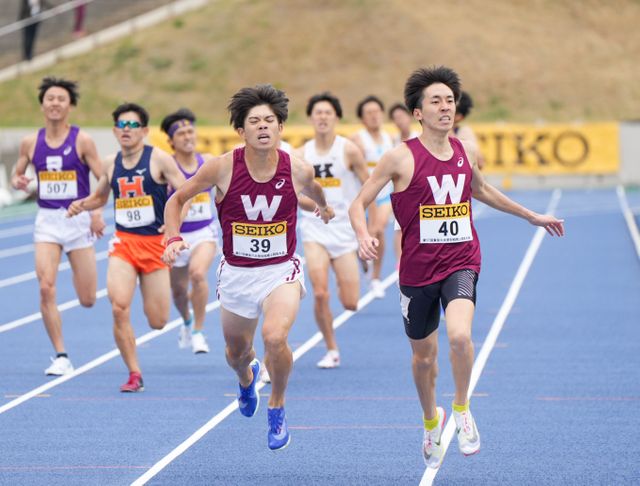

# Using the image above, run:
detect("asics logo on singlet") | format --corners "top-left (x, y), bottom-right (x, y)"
top-left (457, 157), bottom-right (464, 167)
top-left (241, 194), bottom-right (282, 221)
top-left (63, 146), bottom-right (72, 156)
top-left (427, 174), bottom-right (466, 204)
top-left (275, 179), bottom-right (285, 189)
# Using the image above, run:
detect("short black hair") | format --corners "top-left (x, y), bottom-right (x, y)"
top-left (38, 77), bottom-right (79, 106)
top-left (112, 102), bottom-right (149, 127)
top-left (306, 92), bottom-right (343, 118)
top-left (388, 102), bottom-right (410, 119)
top-left (457, 91), bottom-right (474, 118)
top-left (404, 66), bottom-right (461, 113)
top-left (161, 108), bottom-right (196, 134)
top-left (227, 84), bottom-right (288, 130)
top-left (356, 95), bottom-right (384, 119)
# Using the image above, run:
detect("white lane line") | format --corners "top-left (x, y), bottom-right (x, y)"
top-left (0, 226), bottom-right (114, 260)
top-left (0, 288), bottom-right (109, 333)
top-left (130, 271), bottom-right (399, 486)
top-left (616, 185), bottom-right (640, 260)
top-left (0, 249), bottom-right (109, 289)
top-left (0, 211), bottom-right (115, 240)
top-left (420, 189), bottom-right (562, 486)
top-left (0, 224), bottom-right (34, 239)
top-left (0, 243), bottom-right (34, 259)
top-left (0, 299), bottom-right (222, 416)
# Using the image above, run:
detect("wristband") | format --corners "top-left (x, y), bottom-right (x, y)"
top-left (166, 236), bottom-right (184, 247)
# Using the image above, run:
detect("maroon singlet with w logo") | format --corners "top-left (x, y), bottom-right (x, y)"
top-left (391, 137), bottom-right (481, 286)
top-left (216, 147), bottom-right (298, 267)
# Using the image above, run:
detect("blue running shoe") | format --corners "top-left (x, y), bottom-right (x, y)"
top-left (267, 407), bottom-right (291, 451)
top-left (237, 359), bottom-right (260, 417)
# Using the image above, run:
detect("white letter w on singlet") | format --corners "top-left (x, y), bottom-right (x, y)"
top-left (241, 195), bottom-right (282, 221)
top-left (427, 174), bottom-right (466, 204)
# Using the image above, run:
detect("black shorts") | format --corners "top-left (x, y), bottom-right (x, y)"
top-left (399, 269), bottom-right (479, 340)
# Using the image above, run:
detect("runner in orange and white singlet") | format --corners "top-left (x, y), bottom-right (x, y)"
top-left (68, 103), bottom-right (187, 393)
top-left (349, 66), bottom-right (564, 468)
top-left (163, 85), bottom-right (334, 451)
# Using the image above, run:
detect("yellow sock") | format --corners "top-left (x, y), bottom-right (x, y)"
top-left (452, 400), bottom-right (469, 413)
top-left (423, 410), bottom-right (440, 430)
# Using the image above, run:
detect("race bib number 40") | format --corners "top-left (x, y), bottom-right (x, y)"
top-left (419, 202), bottom-right (473, 244)
top-left (232, 221), bottom-right (287, 259)
top-left (115, 196), bottom-right (155, 228)
top-left (185, 192), bottom-right (213, 222)
top-left (38, 171), bottom-right (78, 200)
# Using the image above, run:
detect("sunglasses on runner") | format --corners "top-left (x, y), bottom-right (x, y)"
top-left (115, 120), bottom-right (142, 129)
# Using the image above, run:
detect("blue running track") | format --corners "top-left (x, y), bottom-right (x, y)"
top-left (0, 188), bottom-right (638, 485)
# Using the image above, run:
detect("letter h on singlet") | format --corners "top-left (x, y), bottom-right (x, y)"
top-left (117, 176), bottom-right (145, 197)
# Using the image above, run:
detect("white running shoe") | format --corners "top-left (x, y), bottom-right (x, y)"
top-left (316, 350), bottom-right (340, 369)
top-left (191, 332), bottom-right (210, 354)
top-left (260, 365), bottom-right (271, 384)
top-left (423, 406), bottom-right (446, 468)
top-left (370, 278), bottom-right (385, 299)
top-left (44, 356), bottom-right (74, 376)
top-left (178, 325), bottom-right (192, 349)
top-left (453, 407), bottom-right (481, 456)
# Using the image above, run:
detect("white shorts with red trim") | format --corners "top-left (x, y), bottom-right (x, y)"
top-left (216, 254), bottom-right (306, 319)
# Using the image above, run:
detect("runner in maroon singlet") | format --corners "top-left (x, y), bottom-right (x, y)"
top-left (162, 85), bottom-right (334, 451)
top-left (349, 66), bottom-right (564, 468)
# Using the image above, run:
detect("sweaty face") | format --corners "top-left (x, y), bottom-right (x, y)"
top-left (239, 105), bottom-right (282, 150)
top-left (113, 111), bottom-right (147, 149)
top-left (414, 83), bottom-right (456, 133)
top-left (171, 125), bottom-right (197, 155)
top-left (360, 101), bottom-right (384, 130)
top-left (309, 101), bottom-right (338, 135)
top-left (41, 87), bottom-right (72, 122)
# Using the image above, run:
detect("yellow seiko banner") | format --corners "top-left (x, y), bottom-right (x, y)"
top-left (149, 122), bottom-right (619, 175)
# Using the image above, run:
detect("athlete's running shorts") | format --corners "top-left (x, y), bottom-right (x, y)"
top-left (216, 254), bottom-right (306, 319)
top-left (399, 269), bottom-right (479, 340)
top-left (300, 218), bottom-right (358, 259)
top-left (108, 230), bottom-right (166, 274)
top-left (173, 224), bottom-right (220, 268)
top-left (34, 207), bottom-right (94, 253)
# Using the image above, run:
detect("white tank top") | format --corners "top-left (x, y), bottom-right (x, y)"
top-left (357, 128), bottom-right (393, 173)
top-left (302, 135), bottom-right (352, 225)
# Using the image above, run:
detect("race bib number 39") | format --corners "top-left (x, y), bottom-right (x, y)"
top-left (419, 202), bottom-right (473, 244)
top-left (38, 171), bottom-right (78, 200)
top-left (115, 196), bottom-right (155, 228)
top-left (232, 221), bottom-right (287, 259)
top-left (185, 192), bottom-right (213, 222)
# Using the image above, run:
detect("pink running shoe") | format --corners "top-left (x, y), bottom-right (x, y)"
top-left (120, 372), bottom-right (144, 393)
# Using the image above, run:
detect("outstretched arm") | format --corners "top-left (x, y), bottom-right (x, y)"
top-left (67, 156), bottom-right (113, 217)
top-left (467, 143), bottom-right (564, 236)
top-left (162, 157), bottom-right (221, 265)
